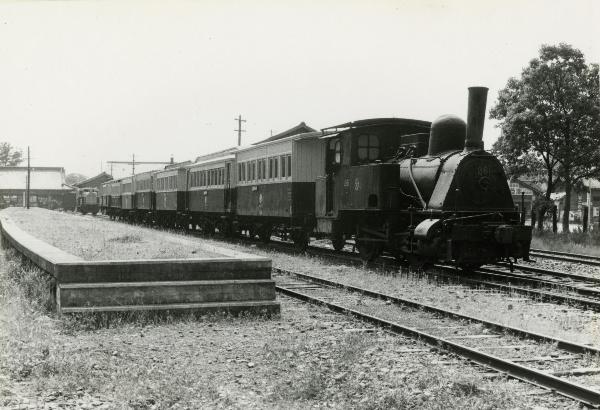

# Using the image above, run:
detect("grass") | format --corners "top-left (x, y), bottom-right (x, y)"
top-left (0, 246), bottom-right (553, 409)
top-left (263, 333), bottom-right (520, 409)
top-left (1, 207), bottom-right (226, 260)
top-left (532, 228), bottom-right (600, 256)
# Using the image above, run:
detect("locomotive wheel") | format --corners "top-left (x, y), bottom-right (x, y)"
top-left (331, 233), bottom-right (346, 251)
top-left (356, 240), bottom-right (383, 262)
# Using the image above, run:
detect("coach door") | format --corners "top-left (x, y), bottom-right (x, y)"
top-left (325, 138), bottom-right (342, 214)
top-left (224, 163), bottom-right (232, 212)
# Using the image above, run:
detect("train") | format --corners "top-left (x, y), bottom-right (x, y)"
top-left (76, 188), bottom-right (100, 215)
top-left (98, 87), bottom-right (532, 269)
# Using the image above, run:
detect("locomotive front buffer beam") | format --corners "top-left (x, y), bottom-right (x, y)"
top-left (413, 218), bottom-right (532, 267)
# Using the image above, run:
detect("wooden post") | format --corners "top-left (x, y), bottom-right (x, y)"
top-left (531, 209), bottom-right (537, 228)
top-left (583, 206), bottom-right (589, 233)
top-left (552, 206), bottom-right (557, 233)
top-left (520, 192), bottom-right (526, 225)
top-left (26, 146), bottom-right (30, 209)
top-left (537, 209), bottom-right (543, 231)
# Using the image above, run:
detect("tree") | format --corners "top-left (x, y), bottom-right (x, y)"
top-left (0, 142), bottom-right (23, 166)
top-left (490, 43), bottom-right (600, 232)
top-left (65, 173), bottom-right (88, 186)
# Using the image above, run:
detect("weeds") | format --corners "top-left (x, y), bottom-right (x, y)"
top-left (533, 228), bottom-right (600, 256)
top-left (107, 234), bottom-right (142, 243)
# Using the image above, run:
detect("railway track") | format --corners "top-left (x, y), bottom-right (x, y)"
top-left (78, 212), bottom-right (600, 404)
top-left (83, 212), bottom-right (600, 312)
top-left (530, 248), bottom-right (600, 267)
top-left (294, 241), bottom-right (600, 312)
top-left (274, 267), bottom-right (600, 407)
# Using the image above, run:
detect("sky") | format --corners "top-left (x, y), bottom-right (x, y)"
top-left (1, 0), bottom-right (598, 179)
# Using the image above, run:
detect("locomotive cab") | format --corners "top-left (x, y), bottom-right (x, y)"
top-left (316, 119), bottom-right (431, 250)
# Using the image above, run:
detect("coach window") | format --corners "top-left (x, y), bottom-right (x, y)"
top-left (357, 134), bottom-right (380, 162)
top-left (281, 155), bottom-right (286, 178)
top-left (287, 154), bottom-right (292, 177)
top-left (273, 157), bottom-right (278, 178)
top-left (268, 158), bottom-right (273, 179)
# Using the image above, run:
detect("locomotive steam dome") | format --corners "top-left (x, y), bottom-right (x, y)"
top-left (427, 114), bottom-right (466, 156)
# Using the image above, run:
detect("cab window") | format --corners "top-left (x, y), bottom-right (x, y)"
top-left (357, 134), bottom-right (380, 162)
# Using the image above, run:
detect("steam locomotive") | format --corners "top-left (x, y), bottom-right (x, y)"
top-left (100, 87), bottom-right (531, 269)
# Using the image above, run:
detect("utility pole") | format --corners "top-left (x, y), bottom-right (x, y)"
top-left (26, 146), bottom-right (30, 209)
top-left (234, 115), bottom-right (246, 146)
top-left (107, 157), bottom-right (172, 178)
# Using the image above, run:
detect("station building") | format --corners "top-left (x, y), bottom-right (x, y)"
top-left (556, 179), bottom-right (600, 226)
top-left (0, 166), bottom-right (73, 209)
top-left (72, 172), bottom-right (113, 190)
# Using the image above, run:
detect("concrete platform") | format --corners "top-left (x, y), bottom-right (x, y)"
top-left (0, 212), bottom-right (279, 316)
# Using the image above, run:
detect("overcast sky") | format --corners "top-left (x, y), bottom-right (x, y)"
top-left (1, 0), bottom-right (598, 179)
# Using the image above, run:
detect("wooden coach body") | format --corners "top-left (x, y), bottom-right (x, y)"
top-left (186, 155), bottom-right (235, 215)
top-left (235, 132), bottom-right (324, 227)
top-left (120, 177), bottom-right (134, 210)
top-left (154, 168), bottom-right (186, 213)
top-left (133, 171), bottom-right (154, 211)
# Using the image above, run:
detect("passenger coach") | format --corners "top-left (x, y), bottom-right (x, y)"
top-left (186, 151), bottom-right (236, 235)
top-left (153, 167), bottom-right (186, 227)
top-left (132, 170), bottom-right (154, 223)
top-left (235, 130), bottom-right (324, 248)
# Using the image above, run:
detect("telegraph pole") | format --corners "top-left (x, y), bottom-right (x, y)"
top-left (235, 115), bottom-right (246, 146)
top-left (106, 157), bottom-right (172, 178)
top-left (26, 146), bottom-right (30, 209)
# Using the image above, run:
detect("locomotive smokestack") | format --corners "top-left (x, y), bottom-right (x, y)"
top-left (465, 86), bottom-right (488, 150)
